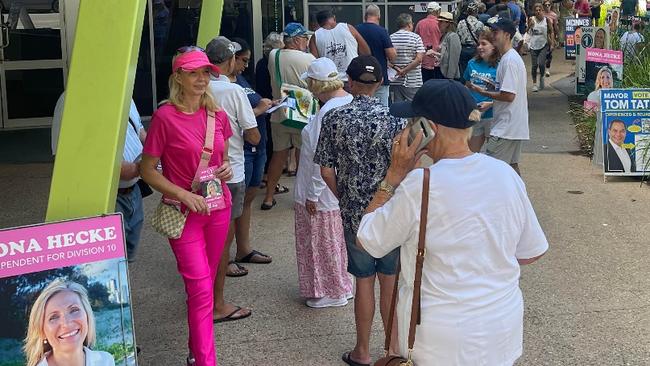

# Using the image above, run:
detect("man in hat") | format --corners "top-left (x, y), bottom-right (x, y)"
top-left (262, 22), bottom-right (316, 211)
top-left (206, 36), bottom-right (261, 323)
top-left (358, 79), bottom-right (548, 364)
top-left (470, 19), bottom-right (529, 175)
top-left (314, 55), bottom-right (405, 366)
top-left (415, 1), bottom-right (443, 82)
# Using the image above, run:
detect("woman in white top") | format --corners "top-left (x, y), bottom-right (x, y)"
top-left (527, 3), bottom-right (554, 92)
top-left (24, 279), bottom-right (116, 366)
top-left (587, 67), bottom-right (614, 167)
top-left (294, 57), bottom-right (354, 308)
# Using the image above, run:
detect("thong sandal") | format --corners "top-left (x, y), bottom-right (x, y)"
top-left (342, 352), bottom-right (370, 366)
top-left (236, 250), bottom-right (272, 264)
top-left (214, 306), bottom-right (252, 323)
top-left (226, 261), bottom-right (248, 277)
top-left (275, 184), bottom-right (289, 194)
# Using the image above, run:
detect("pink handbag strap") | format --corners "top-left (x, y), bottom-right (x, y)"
top-left (191, 110), bottom-right (216, 192)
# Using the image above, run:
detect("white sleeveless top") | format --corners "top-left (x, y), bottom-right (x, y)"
top-left (315, 23), bottom-right (358, 81)
top-left (528, 17), bottom-right (548, 50)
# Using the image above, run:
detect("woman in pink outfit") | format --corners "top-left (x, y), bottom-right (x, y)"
top-left (140, 47), bottom-right (233, 366)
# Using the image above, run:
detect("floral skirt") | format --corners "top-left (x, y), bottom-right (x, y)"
top-left (294, 203), bottom-right (352, 299)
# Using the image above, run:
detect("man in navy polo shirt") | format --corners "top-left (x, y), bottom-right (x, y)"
top-left (356, 4), bottom-right (396, 106)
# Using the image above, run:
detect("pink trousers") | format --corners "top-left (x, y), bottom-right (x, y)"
top-left (169, 208), bottom-right (230, 366)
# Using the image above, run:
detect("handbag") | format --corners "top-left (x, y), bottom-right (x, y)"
top-left (273, 49), bottom-right (319, 130)
top-left (150, 110), bottom-right (216, 239)
top-left (374, 168), bottom-right (430, 366)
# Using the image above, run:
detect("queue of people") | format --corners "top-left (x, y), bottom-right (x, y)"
top-left (36, 3), bottom-right (552, 365)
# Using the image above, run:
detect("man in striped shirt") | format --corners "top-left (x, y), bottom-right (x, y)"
top-left (390, 13), bottom-right (426, 102)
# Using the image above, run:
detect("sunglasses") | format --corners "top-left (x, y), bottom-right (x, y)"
top-left (176, 46), bottom-right (205, 55)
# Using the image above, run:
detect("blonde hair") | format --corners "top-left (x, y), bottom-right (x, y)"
top-left (594, 68), bottom-right (613, 91)
top-left (165, 70), bottom-right (218, 113)
top-left (24, 279), bottom-right (97, 366)
top-left (306, 78), bottom-right (344, 94)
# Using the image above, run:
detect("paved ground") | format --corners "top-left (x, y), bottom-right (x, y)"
top-left (1, 49), bottom-right (649, 365)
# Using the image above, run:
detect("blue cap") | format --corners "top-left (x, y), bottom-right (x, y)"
top-left (390, 80), bottom-right (479, 129)
top-left (283, 23), bottom-right (313, 37)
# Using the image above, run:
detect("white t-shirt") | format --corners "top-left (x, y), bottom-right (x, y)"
top-left (620, 31), bottom-right (644, 58)
top-left (358, 154), bottom-right (548, 365)
top-left (294, 94), bottom-right (353, 210)
top-left (208, 75), bottom-right (258, 183)
top-left (491, 48), bottom-right (529, 140)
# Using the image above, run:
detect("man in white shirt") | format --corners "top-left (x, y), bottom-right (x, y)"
top-left (470, 18), bottom-right (528, 175)
top-left (358, 79), bottom-right (548, 365)
top-left (604, 119), bottom-right (634, 173)
top-left (620, 22), bottom-right (645, 59)
top-left (206, 36), bottom-right (261, 323)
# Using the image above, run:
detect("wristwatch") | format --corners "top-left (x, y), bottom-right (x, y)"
top-left (378, 180), bottom-right (396, 196)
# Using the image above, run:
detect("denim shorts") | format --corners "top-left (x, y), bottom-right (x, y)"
top-left (244, 148), bottom-right (267, 188)
top-left (344, 229), bottom-right (400, 278)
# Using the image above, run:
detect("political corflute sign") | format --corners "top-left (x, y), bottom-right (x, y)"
top-left (601, 89), bottom-right (650, 176)
top-left (0, 213), bottom-right (137, 366)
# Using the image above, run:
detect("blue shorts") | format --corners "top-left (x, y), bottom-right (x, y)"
top-left (344, 229), bottom-right (400, 278)
top-left (244, 148), bottom-right (267, 188)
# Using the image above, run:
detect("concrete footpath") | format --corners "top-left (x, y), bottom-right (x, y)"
top-left (0, 49), bottom-right (648, 365)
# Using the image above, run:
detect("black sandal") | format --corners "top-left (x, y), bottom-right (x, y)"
top-left (225, 261), bottom-right (248, 277)
top-left (275, 184), bottom-right (289, 194)
top-left (260, 198), bottom-right (276, 210)
top-left (236, 250), bottom-right (272, 264)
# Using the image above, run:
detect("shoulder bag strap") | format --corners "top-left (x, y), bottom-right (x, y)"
top-left (407, 167), bottom-right (429, 353)
top-left (465, 18), bottom-right (479, 45)
top-left (274, 49), bottom-right (283, 88)
top-left (381, 168), bottom-right (430, 357)
top-left (190, 110), bottom-right (216, 192)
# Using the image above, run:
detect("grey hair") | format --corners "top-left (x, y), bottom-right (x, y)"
top-left (365, 4), bottom-right (381, 19)
top-left (263, 32), bottom-right (284, 56)
top-left (396, 13), bottom-right (413, 29)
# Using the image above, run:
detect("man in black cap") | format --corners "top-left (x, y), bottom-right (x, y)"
top-left (470, 18), bottom-right (529, 175)
top-left (314, 55), bottom-right (405, 366)
top-left (357, 79), bottom-right (548, 364)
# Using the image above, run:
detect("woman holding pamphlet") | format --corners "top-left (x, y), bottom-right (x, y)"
top-left (24, 279), bottom-right (116, 366)
top-left (140, 47), bottom-right (233, 366)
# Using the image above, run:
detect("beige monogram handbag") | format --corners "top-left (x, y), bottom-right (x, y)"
top-left (150, 111), bottom-right (216, 239)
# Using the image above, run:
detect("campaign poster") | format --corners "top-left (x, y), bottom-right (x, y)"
top-left (0, 214), bottom-right (137, 366)
top-left (576, 26), bottom-right (611, 94)
top-left (565, 17), bottom-right (591, 59)
top-left (584, 48), bottom-right (623, 96)
top-left (601, 89), bottom-right (650, 176)
top-left (605, 7), bottom-right (621, 33)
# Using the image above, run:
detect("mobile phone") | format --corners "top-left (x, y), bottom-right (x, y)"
top-left (407, 117), bottom-right (435, 152)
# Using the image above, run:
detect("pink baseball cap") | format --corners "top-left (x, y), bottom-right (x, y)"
top-left (172, 49), bottom-right (221, 76)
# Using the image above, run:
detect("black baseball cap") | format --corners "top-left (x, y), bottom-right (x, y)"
top-left (389, 79), bottom-right (478, 129)
top-left (490, 18), bottom-right (516, 38)
top-left (346, 55), bottom-right (382, 84)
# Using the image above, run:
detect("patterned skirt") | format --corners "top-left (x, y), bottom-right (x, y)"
top-left (294, 203), bottom-right (353, 299)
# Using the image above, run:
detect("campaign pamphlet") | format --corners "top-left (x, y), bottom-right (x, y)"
top-left (197, 166), bottom-right (227, 211)
top-left (576, 26), bottom-right (611, 94)
top-left (601, 89), bottom-right (650, 176)
top-left (0, 213), bottom-right (137, 366)
top-left (565, 17), bottom-right (592, 60)
top-left (584, 48), bottom-right (623, 95)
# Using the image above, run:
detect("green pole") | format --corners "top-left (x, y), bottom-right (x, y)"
top-left (46, 0), bottom-right (147, 221)
top-left (197, 0), bottom-right (225, 47)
